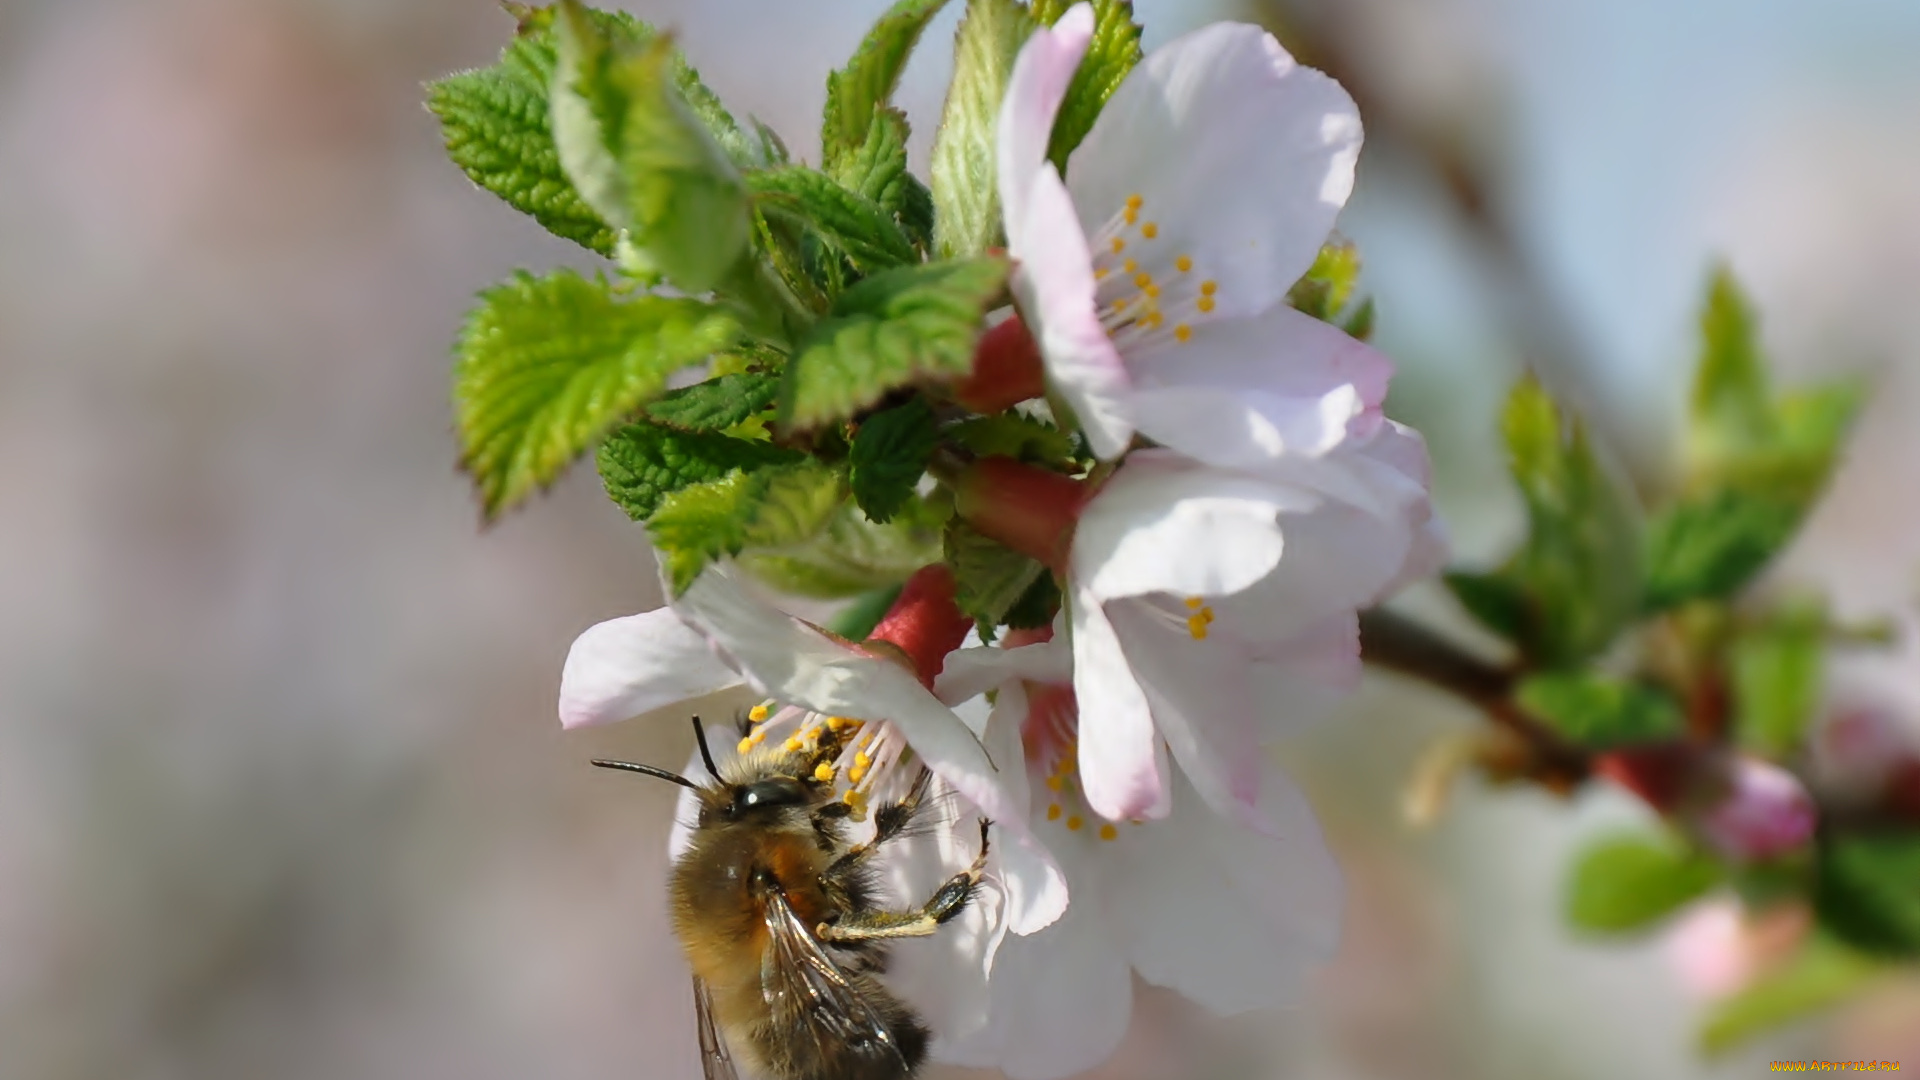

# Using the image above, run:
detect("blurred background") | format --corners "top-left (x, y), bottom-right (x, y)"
top-left (1, 0), bottom-right (1916, 1077)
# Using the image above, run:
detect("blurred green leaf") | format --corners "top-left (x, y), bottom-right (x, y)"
top-left (849, 397), bottom-right (941, 524)
top-left (1691, 264), bottom-right (1773, 459)
top-left (1442, 569), bottom-right (1530, 643)
top-left (596, 420), bottom-right (799, 521)
top-left (1730, 603), bottom-right (1826, 758)
top-left (748, 166), bottom-right (919, 274)
top-left (651, 460), bottom-right (847, 593)
top-left (931, 0), bottom-right (1036, 258)
top-left (455, 270), bottom-right (739, 518)
top-left (947, 412), bottom-right (1078, 466)
top-left (827, 583), bottom-right (908, 640)
top-left (1566, 833), bottom-right (1722, 933)
top-left (1516, 672), bottom-right (1686, 747)
top-left (1642, 487), bottom-right (1804, 612)
top-left (643, 372), bottom-right (782, 432)
top-left (782, 257), bottom-right (1010, 428)
top-left (1031, 0), bottom-right (1141, 170)
top-left (549, 0), bottom-right (751, 293)
top-left (821, 0), bottom-right (952, 167)
top-left (1815, 834), bottom-right (1920, 958)
top-left (1288, 240), bottom-right (1364, 323)
top-left (1003, 569), bottom-right (1062, 631)
top-left (945, 518), bottom-right (1044, 632)
top-left (1700, 936), bottom-right (1882, 1054)
top-left (743, 497), bottom-right (945, 599)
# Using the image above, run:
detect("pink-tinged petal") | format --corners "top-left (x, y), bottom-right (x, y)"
top-left (934, 640), bottom-right (1072, 707)
top-left (1126, 304), bottom-right (1392, 467)
top-left (1067, 23), bottom-right (1361, 317)
top-left (1073, 450), bottom-right (1303, 602)
top-left (1112, 764), bottom-right (1342, 1014)
top-left (1665, 899), bottom-right (1755, 999)
top-left (1010, 166), bottom-right (1134, 459)
top-left (996, 2), bottom-right (1095, 235)
top-left (1106, 596), bottom-right (1265, 827)
top-left (1068, 586), bottom-right (1167, 820)
top-left (1217, 492), bottom-right (1414, 641)
top-left (1247, 612), bottom-right (1362, 739)
top-left (557, 608), bottom-right (742, 729)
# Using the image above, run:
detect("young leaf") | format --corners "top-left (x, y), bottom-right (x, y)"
top-left (650, 460), bottom-right (848, 593)
top-left (1496, 376), bottom-right (1643, 666)
top-left (947, 412), bottom-right (1077, 466)
top-left (428, 19), bottom-right (615, 254)
top-left (1730, 603), bottom-right (1826, 758)
top-left (1441, 569), bottom-right (1530, 643)
top-left (1516, 673), bottom-right (1686, 747)
top-left (930, 0), bottom-right (1035, 258)
top-left (1642, 487), bottom-right (1803, 612)
top-left (550, 0), bottom-right (750, 293)
top-left (596, 421), bottom-right (799, 521)
top-left (783, 256), bottom-right (1010, 428)
top-left (1690, 264), bottom-right (1773, 463)
top-left (1287, 240), bottom-right (1365, 323)
top-left (1814, 834), bottom-right (1920, 958)
top-left (1699, 937), bottom-right (1882, 1054)
top-left (743, 498), bottom-right (945, 598)
top-left (945, 518), bottom-right (1044, 630)
top-left (643, 372), bottom-right (781, 432)
top-left (1033, 0), bottom-right (1141, 170)
top-left (821, 0), bottom-right (953, 167)
top-left (849, 397), bottom-right (941, 524)
top-left (747, 167), bottom-right (919, 274)
top-left (831, 107), bottom-right (914, 225)
top-left (1565, 833), bottom-right (1721, 933)
top-left (455, 270), bottom-right (739, 518)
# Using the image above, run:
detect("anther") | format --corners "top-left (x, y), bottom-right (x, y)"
top-left (784, 737), bottom-right (803, 753)
top-left (1124, 206), bottom-right (1139, 225)
top-left (736, 737), bottom-right (754, 754)
top-left (1133, 272), bottom-right (1152, 289)
top-left (1144, 283), bottom-right (1161, 299)
top-left (1197, 296), bottom-right (1216, 314)
top-left (1141, 222), bottom-right (1158, 239)
top-left (854, 751), bottom-right (872, 770)
top-left (1122, 258), bottom-right (1138, 274)
top-left (1187, 611), bottom-right (1211, 640)
top-left (1184, 596), bottom-right (1205, 609)
top-left (1045, 774), bottom-right (1065, 793)
top-left (1175, 255), bottom-right (1194, 273)
top-left (1110, 237), bottom-right (1125, 254)
top-left (1126, 194), bottom-right (1144, 210)
top-left (1200, 280), bottom-right (1218, 296)
top-left (1099, 824), bottom-right (1118, 841)
top-left (813, 762), bottom-right (834, 783)
top-left (1046, 804), bottom-right (1062, 821)
top-left (1066, 815), bottom-right (1084, 832)
top-left (1174, 323), bottom-right (1192, 343)
top-left (748, 704), bottom-right (770, 723)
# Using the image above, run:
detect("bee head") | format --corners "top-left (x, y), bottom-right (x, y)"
top-left (730, 777), bottom-right (809, 816)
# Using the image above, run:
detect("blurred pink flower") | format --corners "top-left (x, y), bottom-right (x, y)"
top-left (1665, 897), bottom-right (1812, 999)
top-left (1695, 757), bottom-right (1817, 861)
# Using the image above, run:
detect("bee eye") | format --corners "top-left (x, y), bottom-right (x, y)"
top-left (735, 779), bottom-right (804, 813)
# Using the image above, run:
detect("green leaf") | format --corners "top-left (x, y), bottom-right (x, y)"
top-left (428, 16), bottom-right (615, 254)
top-left (1700, 936), bottom-right (1883, 1054)
top-left (642, 372), bottom-right (782, 432)
top-left (1287, 240), bottom-right (1364, 323)
top-left (550, 0), bottom-right (750, 293)
top-left (1565, 833), bottom-right (1722, 933)
top-left (596, 421), bottom-right (799, 521)
top-left (747, 167), bottom-right (918, 274)
top-left (1730, 603), bottom-right (1826, 757)
top-left (945, 518), bottom-right (1044, 630)
top-left (1496, 376), bottom-right (1643, 666)
top-left (1034, 0), bottom-right (1141, 170)
top-left (783, 257), bottom-right (1011, 428)
top-left (831, 107), bottom-right (926, 249)
top-left (827, 584), bottom-right (908, 641)
top-left (1442, 569), bottom-right (1530, 643)
top-left (931, 0), bottom-right (1035, 258)
top-left (1815, 834), bottom-right (1920, 958)
top-left (743, 497), bottom-right (945, 598)
top-left (822, 0), bottom-right (953, 167)
top-left (1642, 487), bottom-right (1804, 612)
top-left (454, 270), bottom-right (740, 518)
top-left (1691, 264), bottom-right (1773, 462)
top-left (1003, 569), bottom-right (1062, 630)
top-left (849, 397), bottom-right (941, 524)
top-left (1516, 672), bottom-right (1686, 747)
top-left (947, 412), bottom-right (1077, 466)
top-left (650, 460), bottom-right (848, 593)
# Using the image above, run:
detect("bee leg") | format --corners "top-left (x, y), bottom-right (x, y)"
top-left (819, 768), bottom-right (933, 882)
top-left (817, 820), bottom-right (991, 944)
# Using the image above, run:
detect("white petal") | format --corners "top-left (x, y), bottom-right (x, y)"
top-left (1068, 22), bottom-right (1361, 318)
top-left (934, 640), bottom-right (1073, 707)
top-left (1068, 585), bottom-right (1167, 820)
top-left (996, 2), bottom-right (1095, 236)
top-left (1010, 166), bottom-right (1135, 459)
top-left (1247, 612), bottom-right (1363, 740)
top-left (1113, 764), bottom-right (1342, 1015)
top-left (879, 778), bottom-right (1005, 1047)
top-left (1073, 450), bottom-right (1306, 601)
top-left (557, 608), bottom-right (742, 729)
top-left (1216, 486), bottom-right (1412, 638)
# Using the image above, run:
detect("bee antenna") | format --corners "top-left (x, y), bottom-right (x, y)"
top-left (590, 759), bottom-right (699, 790)
top-left (690, 715), bottom-right (722, 780)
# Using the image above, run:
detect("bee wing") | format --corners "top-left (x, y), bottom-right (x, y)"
top-left (760, 889), bottom-right (910, 1074)
top-left (691, 976), bottom-right (742, 1080)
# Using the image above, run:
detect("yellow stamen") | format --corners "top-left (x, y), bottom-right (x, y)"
top-left (1126, 193), bottom-right (1144, 211)
top-left (1122, 258), bottom-right (1138, 274)
top-left (1174, 323), bottom-right (1192, 342)
top-left (813, 762), bottom-right (835, 783)
top-left (748, 704), bottom-right (770, 723)
top-left (1175, 255), bottom-right (1194, 273)
top-left (1094, 267), bottom-right (1109, 280)
top-left (1184, 596), bottom-right (1205, 609)
top-left (1200, 280), bottom-right (1218, 296)
top-left (1045, 774), bottom-right (1065, 792)
top-left (736, 737), bottom-right (754, 754)
top-left (1197, 296), bottom-right (1216, 314)
top-left (1110, 237), bottom-right (1125, 254)
top-left (1066, 815), bottom-right (1084, 832)
top-left (1144, 282), bottom-right (1161, 299)
top-left (1141, 221), bottom-right (1158, 239)
top-left (854, 751), bottom-right (872, 770)
top-left (1124, 206), bottom-right (1139, 225)
top-left (1099, 824), bottom-right (1118, 841)
top-left (1187, 611), bottom-right (1211, 640)
top-left (1046, 803), bottom-right (1063, 821)
top-left (848, 766), bottom-right (867, 786)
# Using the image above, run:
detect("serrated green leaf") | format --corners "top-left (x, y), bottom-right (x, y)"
top-left (832, 107), bottom-right (915, 225)
top-left (1287, 240), bottom-right (1364, 323)
top-left (1003, 570), bottom-right (1061, 630)
top-left (1731, 603), bottom-right (1825, 757)
top-left (931, 0), bottom-right (1035, 258)
top-left (1035, 0), bottom-right (1141, 170)
top-left (596, 420), bottom-right (799, 520)
top-left (945, 518), bottom-right (1044, 629)
top-left (742, 497), bottom-right (945, 598)
top-left (783, 257), bottom-right (1011, 428)
top-left (1815, 834), bottom-right (1920, 958)
top-left (1497, 376), bottom-right (1643, 666)
top-left (822, 0), bottom-right (952, 167)
top-left (1565, 833), bottom-right (1722, 933)
top-left (948, 412), bottom-right (1077, 465)
top-left (550, 0), bottom-right (749, 293)
top-left (1700, 936), bottom-right (1882, 1054)
top-left (651, 460), bottom-right (848, 593)
top-left (1642, 487), bottom-right (1804, 612)
top-left (1516, 672), bottom-right (1685, 747)
top-left (1441, 569), bottom-right (1530, 643)
top-left (849, 397), bottom-right (940, 524)
top-left (747, 166), bottom-right (918, 274)
top-left (454, 270), bottom-right (739, 518)
top-left (642, 372), bottom-right (781, 432)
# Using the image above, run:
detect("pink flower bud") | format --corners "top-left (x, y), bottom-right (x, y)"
top-left (950, 316), bottom-right (1048, 414)
top-left (865, 565), bottom-right (973, 689)
top-left (953, 456), bottom-right (1093, 572)
top-left (1696, 757), bottom-right (1817, 861)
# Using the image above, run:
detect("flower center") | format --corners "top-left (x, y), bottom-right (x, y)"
top-left (738, 701), bottom-right (908, 821)
top-left (1019, 681), bottom-right (1134, 841)
top-left (1088, 192), bottom-right (1219, 351)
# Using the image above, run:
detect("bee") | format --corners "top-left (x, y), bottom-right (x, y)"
top-left (592, 715), bottom-right (991, 1080)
